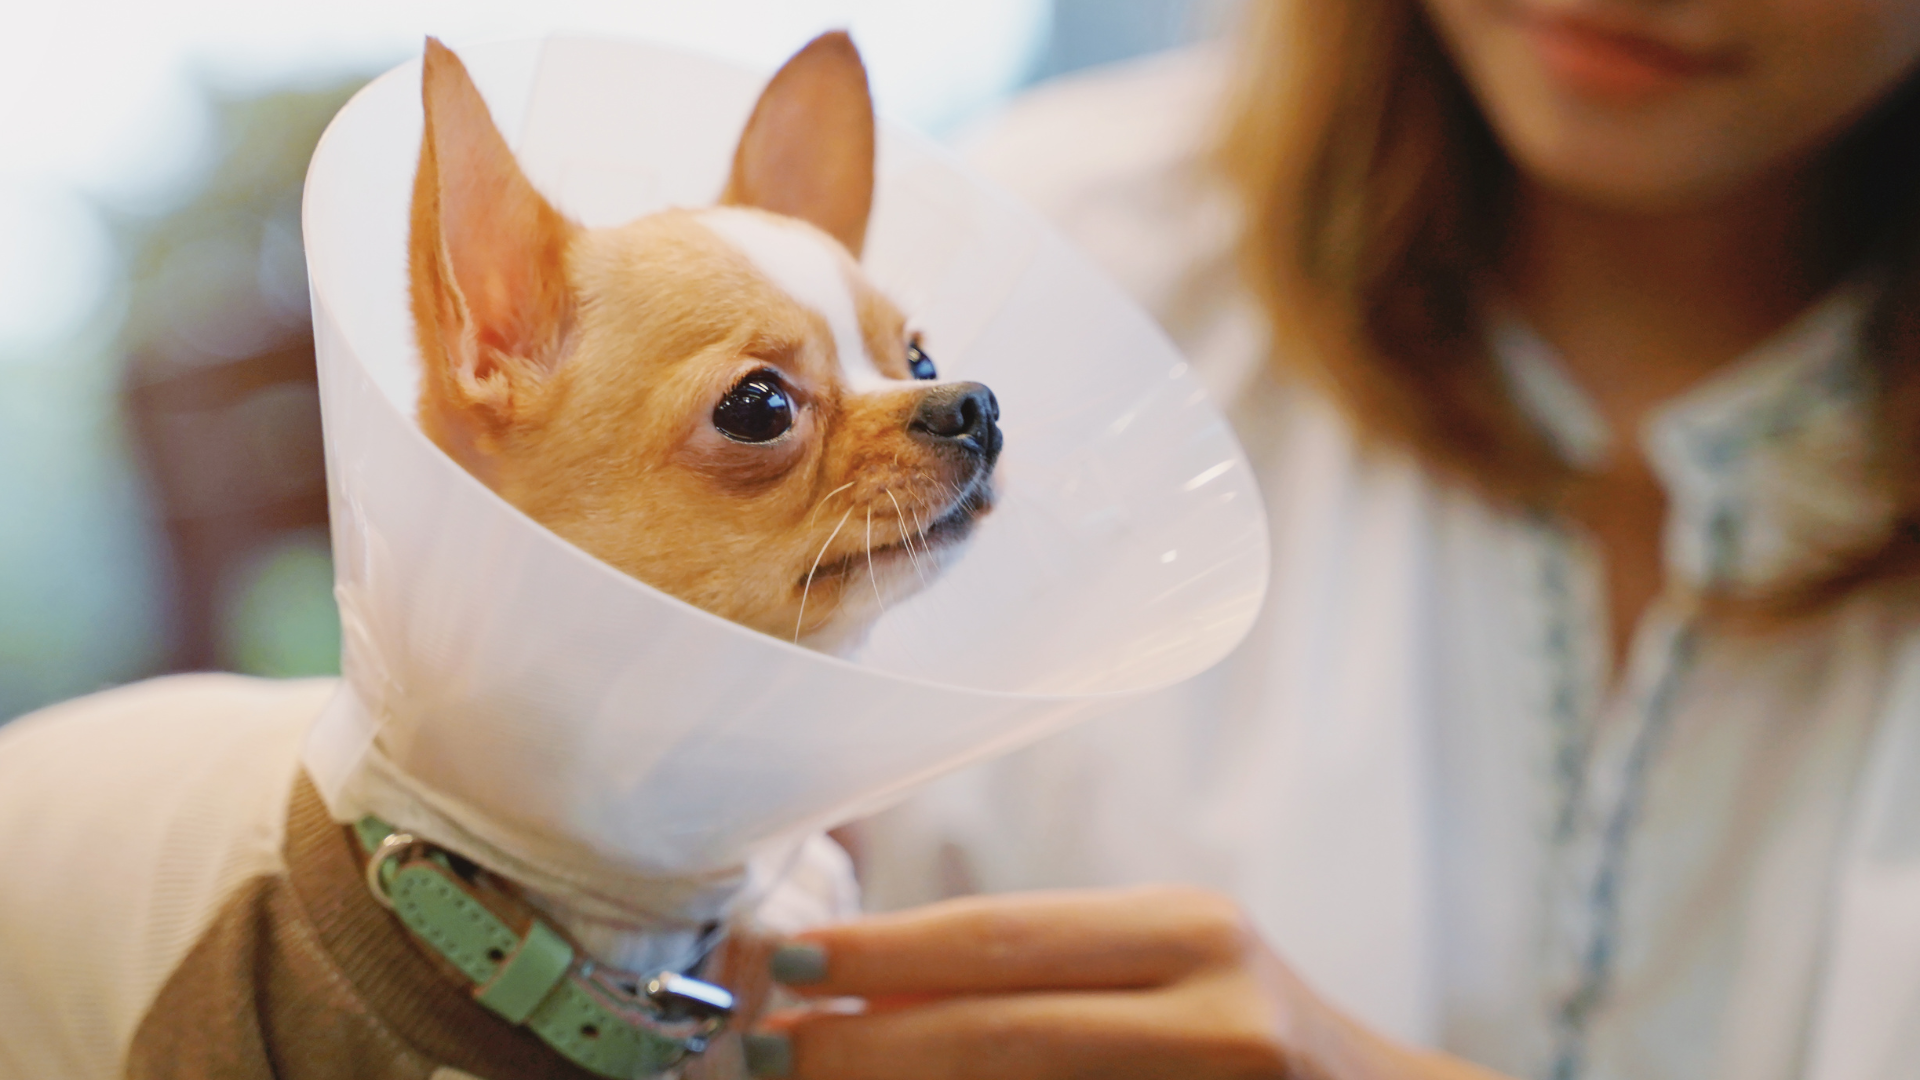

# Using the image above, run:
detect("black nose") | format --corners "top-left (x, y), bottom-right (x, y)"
top-left (909, 382), bottom-right (1002, 464)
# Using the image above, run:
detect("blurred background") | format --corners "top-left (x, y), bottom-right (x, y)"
top-left (0, 0), bottom-right (1238, 722)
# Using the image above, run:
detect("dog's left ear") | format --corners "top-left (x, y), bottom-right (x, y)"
top-left (721, 31), bottom-right (876, 257)
top-left (410, 37), bottom-right (579, 466)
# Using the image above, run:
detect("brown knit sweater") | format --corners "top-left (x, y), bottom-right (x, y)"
top-left (125, 775), bottom-right (765, 1080)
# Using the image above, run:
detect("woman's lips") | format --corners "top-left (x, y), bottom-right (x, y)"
top-left (1521, 13), bottom-right (1741, 100)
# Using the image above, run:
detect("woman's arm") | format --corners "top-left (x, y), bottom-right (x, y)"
top-left (749, 886), bottom-right (1515, 1080)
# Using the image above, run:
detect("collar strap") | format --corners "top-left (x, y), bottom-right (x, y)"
top-left (355, 818), bottom-right (734, 1079)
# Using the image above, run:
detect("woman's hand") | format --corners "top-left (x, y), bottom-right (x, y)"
top-left (742, 885), bottom-right (1511, 1080)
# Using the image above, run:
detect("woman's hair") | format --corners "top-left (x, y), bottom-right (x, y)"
top-left (1216, 0), bottom-right (1920, 610)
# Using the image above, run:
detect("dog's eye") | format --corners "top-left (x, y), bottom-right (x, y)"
top-left (713, 371), bottom-right (794, 443)
top-left (906, 340), bottom-right (937, 381)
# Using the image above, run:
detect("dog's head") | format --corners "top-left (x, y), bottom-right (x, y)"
top-left (408, 34), bottom-right (1000, 649)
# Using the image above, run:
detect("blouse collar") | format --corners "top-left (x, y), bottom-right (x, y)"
top-left (1492, 280), bottom-right (1893, 592)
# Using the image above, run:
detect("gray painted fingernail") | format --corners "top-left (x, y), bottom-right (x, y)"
top-left (743, 1032), bottom-right (793, 1077)
top-left (769, 941), bottom-right (828, 985)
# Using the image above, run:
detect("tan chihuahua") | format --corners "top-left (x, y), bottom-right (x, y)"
top-left (410, 33), bottom-right (1000, 652)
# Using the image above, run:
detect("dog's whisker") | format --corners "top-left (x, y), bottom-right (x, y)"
top-left (928, 478), bottom-right (958, 515)
top-left (795, 505), bottom-right (856, 643)
top-left (879, 486), bottom-right (912, 561)
top-left (885, 487), bottom-right (916, 551)
top-left (911, 503), bottom-right (932, 549)
top-left (806, 480), bottom-right (858, 531)
top-left (866, 506), bottom-right (887, 613)
top-left (886, 489), bottom-right (931, 588)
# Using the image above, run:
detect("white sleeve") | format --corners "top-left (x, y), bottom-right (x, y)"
top-left (0, 674), bottom-right (335, 1080)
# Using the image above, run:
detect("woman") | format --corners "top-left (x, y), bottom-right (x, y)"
top-left (746, 2), bottom-right (1920, 1079)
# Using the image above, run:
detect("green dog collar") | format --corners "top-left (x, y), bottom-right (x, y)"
top-left (356, 818), bottom-right (734, 1078)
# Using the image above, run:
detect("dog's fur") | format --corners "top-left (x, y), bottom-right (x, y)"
top-left (409, 33), bottom-right (1000, 649)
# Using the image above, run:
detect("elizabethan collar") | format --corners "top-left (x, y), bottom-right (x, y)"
top-left (301, 36), bottom-right (1268, 920)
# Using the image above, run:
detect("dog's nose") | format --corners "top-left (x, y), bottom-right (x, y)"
top-left (909, 382), bottom-right (1002, 464)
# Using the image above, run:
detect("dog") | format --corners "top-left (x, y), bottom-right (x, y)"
top-left (0, 33), bottom-right (999, 1080)
top-left (410, 34), bottom-right (999, 651)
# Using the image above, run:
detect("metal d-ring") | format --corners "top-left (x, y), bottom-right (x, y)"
top-left (365, 830), bottom-right (419, 909)
top-left (646, 970), bottom-right (735, 1021)
top-left (645, 970), bottom-right (735, 1053)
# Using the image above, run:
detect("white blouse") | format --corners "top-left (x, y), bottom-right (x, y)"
top-left (857, 47), bottom-right (1920, 1080)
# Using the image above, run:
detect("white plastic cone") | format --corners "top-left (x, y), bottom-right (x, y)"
top-left (301, 36), bottom-right (1268, 918)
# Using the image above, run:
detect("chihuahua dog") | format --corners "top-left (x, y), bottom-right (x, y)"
top-left (411, 33), bottom-right (1000, 652)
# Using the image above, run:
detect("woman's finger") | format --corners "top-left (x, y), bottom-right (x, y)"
top-left (766, 970), bottom-right (1291, 1080)
top-left (771, 885), bottom-right (1261, 998)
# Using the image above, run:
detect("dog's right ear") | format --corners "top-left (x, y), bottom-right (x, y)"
top-left (410, 37), bottom-right (578, 467)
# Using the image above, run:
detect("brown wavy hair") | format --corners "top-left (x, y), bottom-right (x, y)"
top-left (1216, 0), bottom-right (1920, 609)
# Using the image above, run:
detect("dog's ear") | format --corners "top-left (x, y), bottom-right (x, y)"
top-left (720, 31), bottom-right (876, 257)
top-left (410, 37), bottom-right (577, 464)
